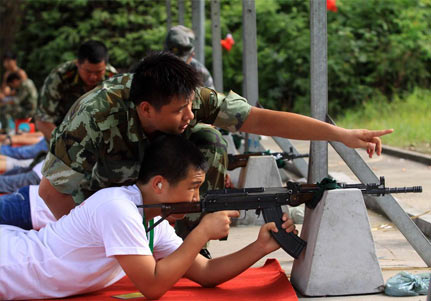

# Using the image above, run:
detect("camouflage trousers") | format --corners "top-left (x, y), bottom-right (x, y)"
top-left (175, 123), bottom-right (228, 242)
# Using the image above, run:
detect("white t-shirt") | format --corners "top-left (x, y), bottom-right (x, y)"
top-left (0, 185), bottom-right (183, 300)
top-left (31, 160), bottom-right (44, 180)
top-left (29, 185), bottom-right (56, 230)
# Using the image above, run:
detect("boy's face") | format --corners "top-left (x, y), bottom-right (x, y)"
top-left (149, 93), bottom-right (195, 135)
top-left (76, 59), bottom-right (106, 89)
top-left (163, 166), bottom-right (205, 220)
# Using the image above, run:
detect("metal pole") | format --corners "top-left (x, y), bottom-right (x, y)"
top-left (166, 0), bottom-right (172, 31)
top-left (242, 0), bottom-right (260, 152)
top-left (178, 0), bottom-right (185, 26)
top-left (211, 0), bottom-right (223, 92)
top-left (192, 0), bottom-right (205, 64)
top-left (308, 0), bottom-right (328, 183)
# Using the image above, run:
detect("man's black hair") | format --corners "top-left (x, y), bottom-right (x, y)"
top-left (3, 51), bottom-right (17, 61)
top-left (6, 72), bottom-right (21, 84)
top-left (77, 40), bottom-right (109, 64)
top-left (138, 134), bottom-right (207, 186)
top-left (129, 51), bottom-right (202, 110)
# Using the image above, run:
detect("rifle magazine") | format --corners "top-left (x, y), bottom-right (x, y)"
top-left (262, 206), bottom-right (306, 259)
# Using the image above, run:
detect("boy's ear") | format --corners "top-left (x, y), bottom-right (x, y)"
top-left (151, 175), bottom-right (165, 194)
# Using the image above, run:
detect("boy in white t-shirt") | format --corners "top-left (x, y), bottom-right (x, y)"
top-left (0, 135), bottom-right (296, 300)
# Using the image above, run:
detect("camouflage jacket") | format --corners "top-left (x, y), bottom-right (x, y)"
top-left (35, 60), bottom-right (117, 126)
top-left (9, 79), bottom-right (38, 119)
top-left (42, 73), bottom-right (251, 204)
top-left (190, 58), bottom-right (214, 89)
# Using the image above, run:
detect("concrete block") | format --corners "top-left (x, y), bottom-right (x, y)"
top-left (291, 189), bottom-right (384, 296)
top-left (233, 156), bottom-right (283, 226)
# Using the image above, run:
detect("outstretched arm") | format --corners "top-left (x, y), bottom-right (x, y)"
top-left (185, 217), bottom-right (296, 287)
top-left (240, 107), bottom-right (393, 157)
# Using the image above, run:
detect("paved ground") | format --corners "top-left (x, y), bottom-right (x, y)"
top-left (210, 136), bottom-right (431, 300)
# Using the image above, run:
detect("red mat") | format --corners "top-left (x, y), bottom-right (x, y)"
top-left (43, 258), bottom-right (297, 300)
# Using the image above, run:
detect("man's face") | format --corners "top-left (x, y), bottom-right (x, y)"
top-left (3, 59), bottom-right (15, 71)
top-left (164, 167), bottom-right (205, 220)
top-left (148, 93), bottom-right (195, 135)
top-left (76, 59), bottom-right (106, 89)
top-left (8, 79), bottom-right (20, 90)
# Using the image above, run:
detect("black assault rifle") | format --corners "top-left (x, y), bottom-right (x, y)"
top-left (228, 149), bottom-right (309, 170)
top-left (139, 177), bottom-right (421, 259)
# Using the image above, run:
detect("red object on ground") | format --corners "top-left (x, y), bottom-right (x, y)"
top-left (221, 33), bottom-right (235, 51)
top-left (41, 258), bottom-right (297, 300)
top-left (327, 0), bottom-right (338, 12)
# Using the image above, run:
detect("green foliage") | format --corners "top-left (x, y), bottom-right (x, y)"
top-left (15, 0), bottom-right (167, 87)
top-left (9, 0), bottom-right (431, 116)
top-left (336, 88), bottom-right (431, 154)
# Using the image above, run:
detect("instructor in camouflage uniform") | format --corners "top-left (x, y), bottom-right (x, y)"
top-left (34, 40), bottom-right (117, 142)
top-left (165, 25), bottom-right (214, 89)
top-left (39, 52), bottom-right (392, 238)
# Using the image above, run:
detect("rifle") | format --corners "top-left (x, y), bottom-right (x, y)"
top-left (139, 177), bottom-right (421, 259)
top-left (228, 148), bottom-right (309, 170)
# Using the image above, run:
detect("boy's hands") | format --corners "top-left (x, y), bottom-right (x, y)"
top-left (256, 213), bottom-right (297, 254)
top-left (341, 128), bottom-right (393, 158)
top-left (199, 210), bottom-right (240, 241)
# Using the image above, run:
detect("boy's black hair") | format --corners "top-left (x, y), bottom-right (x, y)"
top-left (6, 72), bottom-right (21, 84)
top-left (138, 134), bottom-right (207, 186)
top-left (3, 51), bottom-right (17, 61)
top-left (129, 51), bottom-right (202, 110)
top-left (77, 40), bottom-right (109, 64)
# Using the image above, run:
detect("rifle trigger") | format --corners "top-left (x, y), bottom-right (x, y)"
top-left (255, 209), bottom-right (261, 217)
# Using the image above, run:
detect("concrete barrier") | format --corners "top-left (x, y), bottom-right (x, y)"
top-left (291, 189), bottom-right (384, 296)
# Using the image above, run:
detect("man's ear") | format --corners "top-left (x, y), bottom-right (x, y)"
top-left (137, 101), bottom-right (154, 119)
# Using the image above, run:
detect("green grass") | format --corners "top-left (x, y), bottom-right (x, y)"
top-left (335, 88), bottom-right (431, 155)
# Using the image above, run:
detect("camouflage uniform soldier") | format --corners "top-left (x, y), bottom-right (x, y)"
top-left (34, 40), bottom-right (117, 142)
top-left (0, 72), bottom-right (38, 130)
top-left (41, 55), bottom-right (248, 206)
top-left (165, 25), bottom-right (215, 89)
top-left (40, 52), bottom-right (392, 256)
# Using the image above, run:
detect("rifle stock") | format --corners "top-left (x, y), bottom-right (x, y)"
top-left (139, 177), bottom-right (422, 259)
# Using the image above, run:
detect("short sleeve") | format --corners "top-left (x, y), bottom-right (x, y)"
top-left (193, 88), bottom-right (251, 132)
top-left (42, 152), bottom-right (85, 196)
top-left (92, 199), bottom-right (151, 257)
top-left (212, 90), bottom-right (252, 131)
top-left (152, 220), bottom-right (183, 260)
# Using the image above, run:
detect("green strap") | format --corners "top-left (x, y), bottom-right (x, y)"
top-left (310, 177), bottom-right (340, 207)
top-left (143, 217), bottom-right (154, 253)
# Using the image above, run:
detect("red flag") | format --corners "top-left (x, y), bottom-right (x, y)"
top-left (221, 33), bottom-right (235, 51)
top-left (327, 0), bottom-right (337, 12)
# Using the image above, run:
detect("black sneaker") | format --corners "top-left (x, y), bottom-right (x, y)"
top-left (199, 248), bottom-right (212, 259)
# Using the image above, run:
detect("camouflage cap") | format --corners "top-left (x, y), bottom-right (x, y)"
top-left (165, 25), bottom-right (195, 61)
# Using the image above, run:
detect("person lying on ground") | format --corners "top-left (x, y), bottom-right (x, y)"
top-left (0, 154), bottom-right (44, 193)
top-left (0, 135), bottom-right (296, 300)
top-left (0, 132), bottom-right (44, 146)
top-left (0, 134), bottom-right (47, 160)
top-left (0, 154), bottom-right (33, 173)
